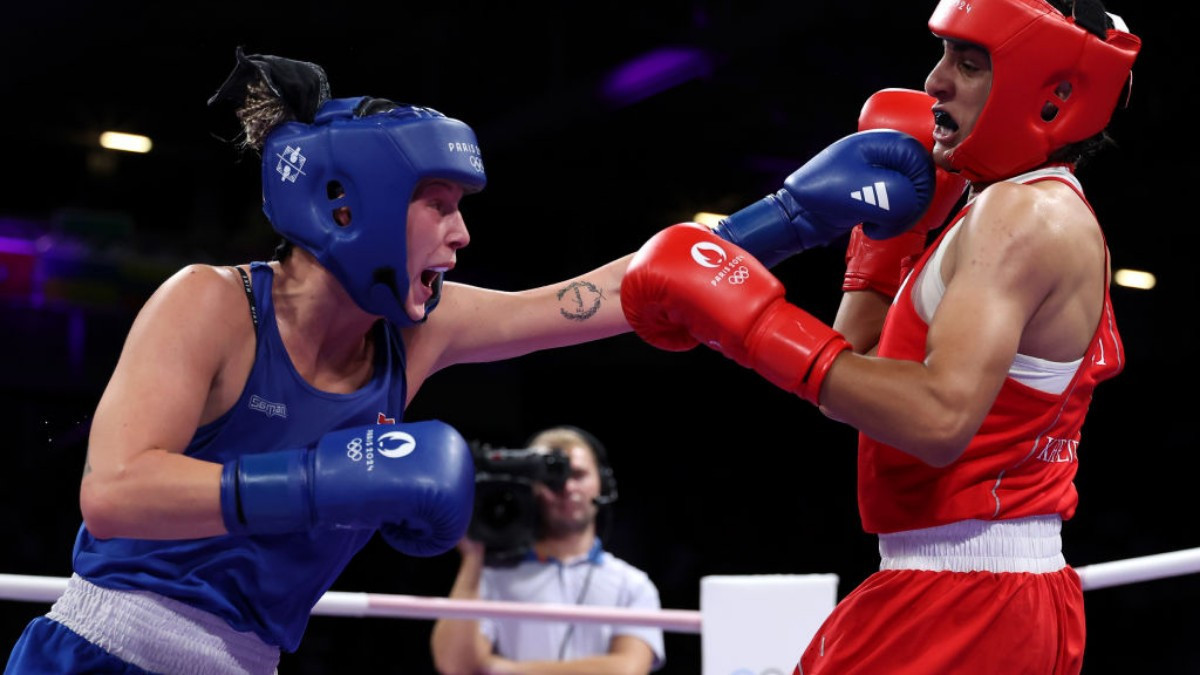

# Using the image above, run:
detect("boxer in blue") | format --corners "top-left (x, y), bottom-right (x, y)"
top-left (4, 48), bottom-right (936, 674)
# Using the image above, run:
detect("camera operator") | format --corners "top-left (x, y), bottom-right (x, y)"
top-left (430, 426), bottom-right (664, 674)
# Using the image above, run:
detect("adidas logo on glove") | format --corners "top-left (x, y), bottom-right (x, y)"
top-left (851, 182), bottom-right (890, 210)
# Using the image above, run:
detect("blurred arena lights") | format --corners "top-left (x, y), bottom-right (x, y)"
top-left (691, 212), bottom-right (727, 228)
top-left (1113, 268), bottom-right (1155, 290)
top-left (99, 131), bottom-right (153, 154)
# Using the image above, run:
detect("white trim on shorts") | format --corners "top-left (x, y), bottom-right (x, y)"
top-left (878, 515), bottom-right (1067, 574)
top-left (47, 573), bottom-right (280, 675)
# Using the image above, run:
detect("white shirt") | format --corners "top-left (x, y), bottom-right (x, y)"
top-left (479, 539), bottom-right (665, 670)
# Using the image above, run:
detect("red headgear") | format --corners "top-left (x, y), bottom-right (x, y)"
top-left (928, 0), bottom-right (1141, 182)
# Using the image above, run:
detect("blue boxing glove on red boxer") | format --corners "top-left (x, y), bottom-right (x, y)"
top-left (220, 420), bottom-right (474, 557)
top-left (711, 129), bottom-right (936, 268)
top-left (843, 88), bottom-right (970, 299)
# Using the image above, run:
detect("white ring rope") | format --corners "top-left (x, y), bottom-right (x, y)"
top-left (315, 593), bottom-right (703, 633)
top-left (0, 574), bottom-right (702, 633)
top-left (1075, 546), bottom-right (1200, 591)
top-left (2, 547), bottom-right (1197, 631)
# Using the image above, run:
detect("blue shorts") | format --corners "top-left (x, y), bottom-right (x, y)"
top-left (5, 616), bottom-right (152, 675)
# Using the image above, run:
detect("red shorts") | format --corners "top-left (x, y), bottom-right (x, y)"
top-left (795, 567), bottom-right (1084, 675)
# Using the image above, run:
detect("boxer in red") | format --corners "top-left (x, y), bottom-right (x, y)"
top-left (621, 1), bottom-right (1141, 672)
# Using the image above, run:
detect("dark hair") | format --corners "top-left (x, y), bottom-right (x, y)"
top-left (1047, 131), bottom-right (1118, 170)
top-left (1045, 0), bottom-right (1112, 40)
top-left (271, 239), bottom-right (294, 262)
top-left (1041, 0), bottom-right (1125, 170)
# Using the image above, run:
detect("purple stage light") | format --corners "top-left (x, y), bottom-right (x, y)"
top-left (601, 46), bottom-right (712, 107)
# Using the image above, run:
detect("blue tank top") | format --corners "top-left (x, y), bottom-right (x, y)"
top-left (71, 262), bottom-right (409, 651)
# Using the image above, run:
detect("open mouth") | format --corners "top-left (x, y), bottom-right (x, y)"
top-left (933, 110), bottom-right (959, 133)
top-left (420, 266), bottom-right (448, 290)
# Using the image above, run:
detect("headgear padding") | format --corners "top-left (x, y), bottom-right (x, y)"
top-left (928, 0), bottom-right (1141, 182)
top-left (262, 97), bottom-right (487, 327)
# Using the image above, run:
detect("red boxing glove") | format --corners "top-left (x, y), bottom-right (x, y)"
top-left (622, 223), bottom-right (850, 404)
top-left (843, 88), bottom-right (970, 298)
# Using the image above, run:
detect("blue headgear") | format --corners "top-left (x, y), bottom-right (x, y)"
top-left (261, 96), bottom-right (487, 327)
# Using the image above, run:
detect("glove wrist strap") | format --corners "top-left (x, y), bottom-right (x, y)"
top-left (220, 449), bottom-right (313, 535)
top-left (842, 226), bottom-right (928, 299)
top-left (746, 303), bottom-right (851, 405)
top-left (712, 195), bottom-right (804, 269)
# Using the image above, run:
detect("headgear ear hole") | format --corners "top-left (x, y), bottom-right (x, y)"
top-left (1041, 101), bottom-right (1060, 123)
top-left (1054, 81), bottom-right (1073, 102)
top-left (327, 181), bottom-right (351, 226)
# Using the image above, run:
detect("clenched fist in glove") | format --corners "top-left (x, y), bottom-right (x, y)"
top-left (843, 88), bottom-right (970, 299)
top-left (711, 129), bottom-right (937, 268)
top-left (622, 223), bottom-right (850, 405)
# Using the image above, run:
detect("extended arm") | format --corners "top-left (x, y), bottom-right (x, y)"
top-left (710, 130), bottom-right (936, 268)
top-left (622, 185), bottom-right (1067, 467)
top-left (404, 254), bottom-right (634, 394)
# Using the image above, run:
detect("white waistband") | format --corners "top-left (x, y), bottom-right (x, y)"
top-left (878, 515), bottom-right (1066, 574)
top-left (47, 574), bottom-right (280, 675)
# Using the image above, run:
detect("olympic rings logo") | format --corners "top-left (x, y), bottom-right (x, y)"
top-left (346, 438), bottom-right (364, 462)
top-left (469, 155), bottom-right (485, 172)
top-left (728, 266), bottom-right (751, 284)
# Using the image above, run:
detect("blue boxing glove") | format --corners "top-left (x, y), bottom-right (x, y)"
top-left (711, 129), bottom-right (935, 268)
top-left (220, 420), bottom-right (474, 557)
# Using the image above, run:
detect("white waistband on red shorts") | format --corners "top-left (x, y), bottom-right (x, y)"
top-left (878, 515), bottom-right (1066, 574)
top-left (47, 573), bottom-right (280, 675)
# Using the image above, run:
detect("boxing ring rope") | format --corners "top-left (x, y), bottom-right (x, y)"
top-left (1074, 546), bottom-right (1200, 591)
top-left (0, 574), bottom-right (703, 633)
top-left (2, 547), bottom-right (1198, 629)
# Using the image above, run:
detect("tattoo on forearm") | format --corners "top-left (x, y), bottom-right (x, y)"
top-left (556, 281), bottom-right (606, 321)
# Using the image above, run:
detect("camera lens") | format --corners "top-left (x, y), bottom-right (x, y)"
top-left (481, 490), bottom-right (522, 529)
top-left (468, 479), bottom-right (538, 552)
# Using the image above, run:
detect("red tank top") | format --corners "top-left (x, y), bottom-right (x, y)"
top-left (858, 170), bottom-right (1124, 534)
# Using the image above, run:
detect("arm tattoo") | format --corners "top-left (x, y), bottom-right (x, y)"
top-left (555, 280), bottom-right (606, 322)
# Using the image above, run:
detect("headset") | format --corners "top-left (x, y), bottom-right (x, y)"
top-left (528, 425), bottom-right (618, 507)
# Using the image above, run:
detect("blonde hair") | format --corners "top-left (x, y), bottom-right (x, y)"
top-left (235, 79), bottom-right (294, 152)
top-left (530, 428), bottom-right (590, 454)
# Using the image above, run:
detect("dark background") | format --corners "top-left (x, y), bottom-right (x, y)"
top-left (1, 1), bottom-right (1194, 673)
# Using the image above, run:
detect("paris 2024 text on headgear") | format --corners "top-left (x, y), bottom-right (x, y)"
top-left (262, 97), bottom-right (487, 327)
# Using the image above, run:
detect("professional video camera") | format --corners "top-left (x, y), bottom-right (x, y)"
top-left (468, 443), bottom-right (570, 567)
